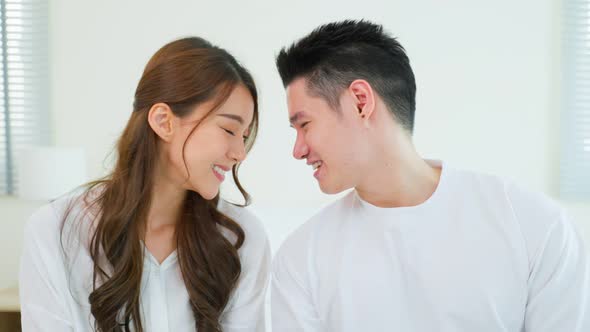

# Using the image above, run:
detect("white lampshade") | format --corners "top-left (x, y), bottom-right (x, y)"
top-left (17, 147), bottom-right (87, 201)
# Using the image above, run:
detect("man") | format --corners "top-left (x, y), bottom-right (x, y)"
top-left (271, 19), bottom-right (589, 331)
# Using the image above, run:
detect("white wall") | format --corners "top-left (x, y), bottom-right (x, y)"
top-left (0, 0), bottom-right (588, 289)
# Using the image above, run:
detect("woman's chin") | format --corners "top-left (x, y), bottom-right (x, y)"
top-left (193, 186), bottom-right (219, 200)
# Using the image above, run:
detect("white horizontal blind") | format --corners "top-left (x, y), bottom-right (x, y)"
top-left (561, 0), bottom-right (590, 199)
top-left (0, 0), bottom-right (49, 195)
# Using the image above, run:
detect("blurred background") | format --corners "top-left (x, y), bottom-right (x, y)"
top-left (0, 0), bottom-right (588, 328)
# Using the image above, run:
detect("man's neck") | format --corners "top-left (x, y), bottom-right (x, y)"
top-left (355, 142), bottom-right (442, 208)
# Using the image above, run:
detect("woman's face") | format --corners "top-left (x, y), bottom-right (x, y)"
top-left (165, 84), bottom-right (255, 200)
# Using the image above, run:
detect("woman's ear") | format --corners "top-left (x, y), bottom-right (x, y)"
top-left (148, 103), bottom-right (175, 142)
top-left (348, 79), bottom-right (376, 122)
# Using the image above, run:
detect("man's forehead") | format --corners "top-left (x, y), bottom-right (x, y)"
top-left (286, 77), bottom-right (311, 98)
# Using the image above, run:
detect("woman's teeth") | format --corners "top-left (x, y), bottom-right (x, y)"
top-left (213, 165), bottom-right (226, 176)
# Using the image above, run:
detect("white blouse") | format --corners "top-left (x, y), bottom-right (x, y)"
top-left (19, 194), bottom-right (271, 331)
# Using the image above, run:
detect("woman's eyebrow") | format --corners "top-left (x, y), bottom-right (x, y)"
top-left (217, 113), bottom-right (244, 125)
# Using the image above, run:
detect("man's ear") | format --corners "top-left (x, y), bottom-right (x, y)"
top-left (147, 103), bottom-right (175, 142)
top-left (348, 79), bottom-right (376, 121)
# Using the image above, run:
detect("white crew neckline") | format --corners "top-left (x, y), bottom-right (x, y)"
top-left (353, 159), bottom-right (449, 215)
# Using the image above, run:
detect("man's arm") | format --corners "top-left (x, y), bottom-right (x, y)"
top-left (271, 241), bottom-right (322, 331)
top-left (524, 211), bottom-right (589, 331)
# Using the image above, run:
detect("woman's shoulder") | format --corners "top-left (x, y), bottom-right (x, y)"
top-left (218, 200), bottom-right (266, 237)
top-left (25, 200), bottom-right (63, 237)
top-left (24, 187), bottom-right (99, 250)
top-left (26, 190), bottom-right (81, 232)
top-left (217, 199), bottom-right (270, 257)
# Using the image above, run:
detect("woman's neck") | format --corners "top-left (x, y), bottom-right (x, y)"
top-left (146, 174), bottom-right (187, 231)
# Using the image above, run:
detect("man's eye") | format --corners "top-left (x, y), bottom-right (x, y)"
top-left (301, 122), bottom-right (310, 128)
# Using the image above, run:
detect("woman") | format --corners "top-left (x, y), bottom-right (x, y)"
top-left (19, 37), bottom-right (270, 331)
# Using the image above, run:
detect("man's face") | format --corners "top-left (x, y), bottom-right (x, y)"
top-left (286, 78), bottom-right (368, 194)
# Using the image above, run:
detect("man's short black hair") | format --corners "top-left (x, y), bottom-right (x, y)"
top-left (276, 19), bottom-right (416, 133)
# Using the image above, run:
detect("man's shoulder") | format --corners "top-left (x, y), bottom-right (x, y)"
top-left (451, 166), bottom-right (566, 252)
top-left (274, 191), bottom-right (355, 263)
top-left (447, 165), bottom-right (559, 215)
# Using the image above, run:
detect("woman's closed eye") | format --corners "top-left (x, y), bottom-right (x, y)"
top-left (223, 128), bottom-right (235, 136)
top-left (223, 127), bottom-right (249, 142)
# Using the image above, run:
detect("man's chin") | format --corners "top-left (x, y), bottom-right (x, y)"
top-left (318, 180), bottom-right (350, 195)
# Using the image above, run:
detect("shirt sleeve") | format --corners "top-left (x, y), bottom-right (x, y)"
top-left (524, 210), bottom-right (590, 331)
top-left (271, 237), bottom-right (322, 332)
top-left (19, 204), bottom-right (74, 331)
top-left (221, 210), bottom-right (272, 332)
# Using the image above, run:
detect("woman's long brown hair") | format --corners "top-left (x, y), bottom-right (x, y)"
top-left (60, 37), bottom-right (259, 331)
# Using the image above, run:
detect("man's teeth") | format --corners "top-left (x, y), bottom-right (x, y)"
top-left (312, 161), bottom-right (322, 170)
top-left (213, 165), bottom-right (226, 175)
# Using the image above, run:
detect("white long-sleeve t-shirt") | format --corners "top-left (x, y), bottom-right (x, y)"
top-left (272, 160), bottom-right (589, 331)
top-left (19, 194), bottom-right (271, 331)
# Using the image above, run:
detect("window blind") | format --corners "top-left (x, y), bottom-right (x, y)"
top-left (0, 0), bottom-right (49, 195)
